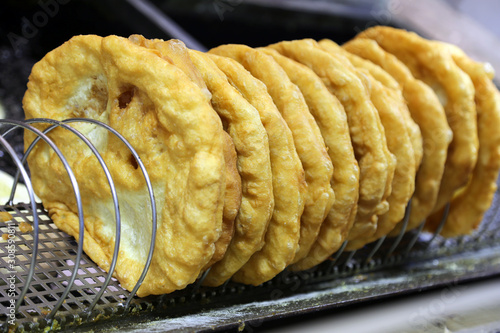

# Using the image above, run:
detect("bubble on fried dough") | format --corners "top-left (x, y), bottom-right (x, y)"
top-left (343, 37), bottom-right (452, 235)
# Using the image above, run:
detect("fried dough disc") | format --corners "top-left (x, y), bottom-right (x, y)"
top-left (318, 41), bottom-right (416, 248)
top-left (259, 48), bottom-right (359, 270)
top-left (187, 50), bottom-right (275, 286)
top-left (210, 44), bottom-right (334, 284)
top-left (343, 38), bottom-right (453, 234)
top-left (207, 53), bottom-right (309, 278)
top-left (268, 39), bottom-right (392, 244)
top-left (357, 26), bottom-right (478, 216)
top-left (23, 35), bottom-right (226, 296)
top-left (127, 36), bottom-right (241, 268)
top-left (319, 40), bottom-right (422, 245)
top-left (352, 73), bottom-right (415, 248)
top-left (320, 39), bottom-right (423, 170)
top-left (258, 47), bottom-right (338, 263)
top-left (426, 44), bottom-right (500, 236)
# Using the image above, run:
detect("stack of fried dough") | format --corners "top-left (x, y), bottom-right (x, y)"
top-left (23, 26), bottom-right (500, 297)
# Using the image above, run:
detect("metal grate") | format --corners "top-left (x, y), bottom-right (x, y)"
top-left (0, 203), bottom-right (128, 327)
top-left (1, 118), bottom-right (500, 332)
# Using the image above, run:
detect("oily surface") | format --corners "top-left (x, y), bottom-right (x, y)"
top-left (188, 50), bottom-right (274, 286)
top-left (320, 39), bottom-right (423, 171)
top-left (259, 48), bottom-right (359, 270)
top-left (210, 44), bottom-right (335, 285)
top-left (354, 73), bottom-right (416, 246)
top-left (320, 39), bottom-right (419, 246)
top-left (128, 36), bottom-right (241, 268)
top-left (128, 35), bottom-right (211, 100)
top-left (357, 26), bottom-right (478, 217)
top-left (343, 38), bottom-right (452, 234)
top-left (259, 47), bottom-right (338, 263)
top-left (268, 39), bottom-right (392, 244)
top-left (23, 35), bottom-right (226, 296)
top-left (426, 43), bottom-right (500, 236)
top-left (208, 53), bottom-right (309, 279)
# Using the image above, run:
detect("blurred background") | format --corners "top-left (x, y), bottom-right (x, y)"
top-left (1, 1), bottom-right (500, 332)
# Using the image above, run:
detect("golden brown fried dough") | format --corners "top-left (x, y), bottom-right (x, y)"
top-left (357, 26), bottom-right (478, 216)
top-left (354, 74), bottom-right (415, 247)
top-left (318, 41), bottom-right (412, 247)
top-left (195, 51), bottom-right (302, 287)
top-left (313, 44), bottom-right (396, 228)
top-left (207, 53), bottom-right (310, 277)
top-left (268, 39), bottom-right (392, 245)
top-left (343, 37), bottom-right (453, 234)
top-left (23, 35), bottom-right (226, 296)
top-left (319, 40), bottom-right (421, 246)
top-left (128, 35), bottom-right (211, 98)
top-left (187, 50), bottom-right (275, 286)
top-left (0, 211), bottom-right (12, 223)
top-left (128, 36), bottom-right (241, 268)
top-left (259, 47), bottom-right (358, 269)
top-left (426, 43), bottom-right (500, 236)
top-left (320, 39), bottom-right (423, 170)
top-left (210, 44), bottom-right (334, 284)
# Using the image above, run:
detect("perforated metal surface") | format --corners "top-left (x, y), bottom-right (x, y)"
top-left (0, 203), bottom-right (128, 329)
top-left (1, 118), bottom-right (500, 332)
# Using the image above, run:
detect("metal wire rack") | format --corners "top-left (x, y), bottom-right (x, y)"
top-left (1, 118), bottom-right (499, 333)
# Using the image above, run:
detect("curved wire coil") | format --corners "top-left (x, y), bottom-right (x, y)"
top-left (0, 118), bottom-right (157, 330)
top-left (0, 117), bottom-right (499, 332)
